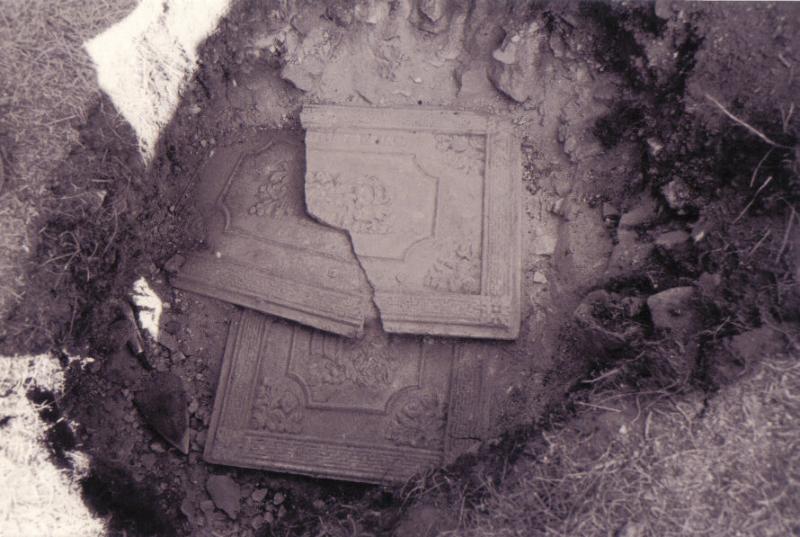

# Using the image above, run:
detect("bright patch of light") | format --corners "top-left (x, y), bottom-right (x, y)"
top-left (0, 355), bottom-right (106, 537)
top-left (132, 277), bottom-right (163, 340)
top-left (85, 0), bottom-right (233, 159)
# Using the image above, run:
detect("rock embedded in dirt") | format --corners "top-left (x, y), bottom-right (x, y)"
top-left (354, 0), bottom-right (386, 25)
top-left (728, 326), bottom-right (785, 363)
top-left (206, 474), bottom-right (241, 520)
top-left (180, 497), bottom-right (195, 523)
top-left (163, 254), bottom-right (186, 274)
top-left (489, 22), bottom-right (545, 103)
top-left (697, 272), bottom-right (722, 296)
top-left (606, 229), bottom-right (654, 278)
top-left (646, 286), bottom-right (698, 337)
top-left (619, 194), bottom-right (659, 228)
top-left (134, 372), bottom-right (190, 454)
top-left (281, 28), bottom-right (338, 92)
top-left (554, 201), bottom-right (613, 287)
top-left (409, 0), bottom-right (453, 34)
top-left (660, 178), bottom-right (696, 215)
top-left (601, 202), bottom-right (620, 223)
top-left (251, 488), bottom-right (268, 503)
top-left (326, 2), bottom-right (353, 27)
top-left (654, 229), bottom-right (690, 250)
top-left (573, 290), bottom-right (630, 351)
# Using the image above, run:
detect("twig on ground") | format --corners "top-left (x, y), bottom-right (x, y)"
top-left (750, 149), bottom-right (773, 187)
top-left (781, 102), bottom-right (794, 133)
top-left (575, 401), bottom-right (621, 413)
top-left (775, 206), bottom-right (797, 262)
top-left (747, 228), bottom-right (772, 258)
top-left (705, 93), bottom-right (793, 149)
top-left (733, 175), bottom-right (773, 224)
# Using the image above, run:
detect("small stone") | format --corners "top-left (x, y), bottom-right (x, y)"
top-left (419, 0), bottom-right (446, 22)
top-left (601, 202), bottom-right (620, 221)
top-left (272, 492), bottom-right (285, 506)
top-left (411, 0), bottom-right (451, 33)
top-left (180, 497), bottom-right (195, 522)
top-left (157, 331), bottom-right (180, 353)
top-left (646, 286), bottom-right (697, 336)
top-left (728, 327), bottom-right (785, 363)
top-left (489, 23), bottom-right (544, 103)
top-left (250, 515), bottom-right (264, 529)
top-left (616, 520), bottom-right (646, 537)
top-left (200, 499), bottom-right (215, 513)
top-left (654, 230), bottom-right (690, 250)
top-left (646, 137), bottom-right (663, 157)
top-left (263, 511), bottom-right (274, 524)
top-left (164, 319), bottom-right (181, 334)
top-left (277, 505), bottom-right (287, 519)
top-left (326, 3), bottom-right (353, 27)
top-left (660, 179), bottom-right (696, 215)
top-left (163, 254), bottom-right (186, 274)
top-left (135, 372), bottom-right (190, 454)
top-left (141, 453), bottom-right (157, 469)
top-left (619, 195), bottom-right (659, 228)
top-left (573, 290), bottom-right (630, 351)
top-left (149, 441), bottom-right (165, 453)
top-left (354, 0), bottom-right (385, 24)
top-left (312, 499), bottom-right (326, 510)
top-left (621, 296), bottom-right (646, 318)
top-left (606, 229), bottom-right (654, 277)
top-left (550, 197), bottom-right (566, 216)
top-left (195, 429), bottom-right (207, 449)
top-left (206, 475), bottom-right (241, 520)
top-left (532, 271), bottom-right (548, 284)
top-left (697, 272), bottom-right (722, 296)
top-left (281, 28), bottom-right (335, 92)
top-left (251, 488), bottom-right (268, 503)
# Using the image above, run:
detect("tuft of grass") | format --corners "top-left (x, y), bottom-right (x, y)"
top-left (453, 338), bottom-right (800, 537)
top-left (0, 0), bottom-right (137, 327)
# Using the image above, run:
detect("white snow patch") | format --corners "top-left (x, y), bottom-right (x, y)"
top-left (85, 0), bottom-right (233, 159)
top-left (0, 355), bottom-right (105, 537)
top-left (131, 277), bottom-right (163, 340)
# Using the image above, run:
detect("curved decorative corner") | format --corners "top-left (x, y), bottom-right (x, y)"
top-left (384, 390), bottom-right (446, 450)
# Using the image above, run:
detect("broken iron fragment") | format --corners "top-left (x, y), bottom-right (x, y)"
top-left (301, 104), bottom-right (521, 340)
top-left (171, 130), bottom-right (372, 338)
top-left (203, 309), bottom-right (490, 484)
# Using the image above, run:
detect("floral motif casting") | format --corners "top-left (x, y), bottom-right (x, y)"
top-left (424, 243), bottom-right (481, 294)
top-left (248, 161), bottom-right (292, 217)
top-left (384, 391), bottom-right (446, 450)
top-left (250, 379), bottom-right (303, 434)
top-left (307, 171), bottom-right (392, 234)
top-left (306, 334), bottom-right (393, 388)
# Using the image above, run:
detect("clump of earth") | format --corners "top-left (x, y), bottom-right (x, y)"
top-left (2, 1), bottom-right (798, 536)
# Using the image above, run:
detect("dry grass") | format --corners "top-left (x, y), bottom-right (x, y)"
top-left (0, 0), bottom-right (137, 322)
top-left (450, 338), bottom-right (800, 537)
